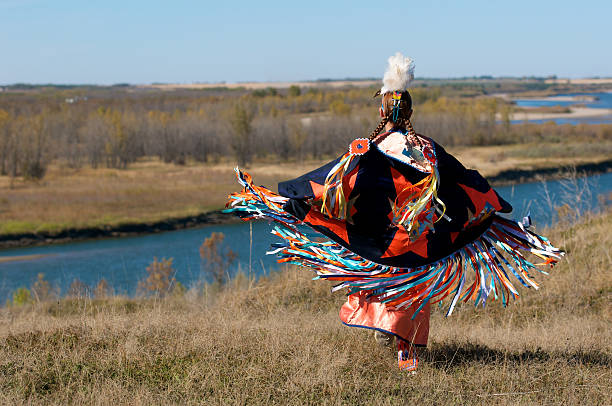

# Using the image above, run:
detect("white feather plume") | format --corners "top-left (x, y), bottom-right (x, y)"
top-left (380, 52), bottom-right (415, 94)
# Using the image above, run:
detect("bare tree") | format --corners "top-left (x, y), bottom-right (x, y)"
top-left (228, 103), bottom-right (254, 166)
top-left (80, 111), bottom-right (109, 169)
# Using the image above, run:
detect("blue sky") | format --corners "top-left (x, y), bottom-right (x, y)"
top-left (1, 0), bottom-right (610, 84)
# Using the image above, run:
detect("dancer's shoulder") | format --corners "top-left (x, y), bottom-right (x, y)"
top-left (374, 131), bottom-right (437, 173)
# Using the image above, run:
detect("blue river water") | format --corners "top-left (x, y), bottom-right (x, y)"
top-left (512, 92), bottom-right (612, 125)
top-left (514, 92), bottom-right (612, 109)
top-left (1, 172), bottom-right (611, 302)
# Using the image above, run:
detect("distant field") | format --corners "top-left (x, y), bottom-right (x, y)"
top-left (0, 209), bottom-right (609, 404)
top-left (1, 141), bottom-right (611, 237)
top-left (138, 77), bottom-right (612, 90)
top-left (545, 78), bottom-right (612, 85)
top-left (0, 158), bottom-right (324, 236)
top-left (139, 79), bottom-right (379, 91)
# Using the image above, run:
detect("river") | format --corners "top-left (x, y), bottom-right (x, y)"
top-left (512, 91), bottom-right (612, 125)
top-left (1, 172), bottom-right (611, 302)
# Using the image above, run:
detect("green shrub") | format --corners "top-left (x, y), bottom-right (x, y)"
top-left (7, 287), bottom-right (33, 307)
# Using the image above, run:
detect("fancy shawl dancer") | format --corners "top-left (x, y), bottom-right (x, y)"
top-left (225, 52), bottom-right (563, 373)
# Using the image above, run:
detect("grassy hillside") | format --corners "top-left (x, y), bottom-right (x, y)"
top-left (0, 209), bottom-right (610, 404)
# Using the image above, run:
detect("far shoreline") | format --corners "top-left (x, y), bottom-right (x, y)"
top-left (1, 159), bottom-right (611, 251)
top-left (511, 106), bottom-right (611, 121)
top-left (492, 92), bottom-right (612, 121)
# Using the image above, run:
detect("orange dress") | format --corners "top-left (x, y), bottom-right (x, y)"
top-left (340, 292), bottom-right (430, 346)
top-left (226, 130), bottom-right (562, 351)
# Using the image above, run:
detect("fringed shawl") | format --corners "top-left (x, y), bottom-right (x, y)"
top-left (225, 132), bottom-right (563, 317)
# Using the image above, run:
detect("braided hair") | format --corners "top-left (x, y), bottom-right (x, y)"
top-left (368, 115), bottom-right (390, 140)
top-left (369, 90), bottom-right (415, 140)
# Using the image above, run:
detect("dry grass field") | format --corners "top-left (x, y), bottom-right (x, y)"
top-left (2, 141), bottom-right (611, 237)
top-left (0, 209), bottom-right (610, 404)
top-left (0, 159), bottom-right (325, 236)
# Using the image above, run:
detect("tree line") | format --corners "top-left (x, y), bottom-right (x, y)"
top-left (1, 84), bottom-right (610, 180)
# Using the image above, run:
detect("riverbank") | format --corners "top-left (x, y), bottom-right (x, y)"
top-left (1, 210), bottom-right (609, 404)
top-left (0, 159), bottom-right (323, 246)
top-left (486, 157), bottom-right (612, 185)
top-left (2, 156), bottom-right (611, 249)
top-left (2, 142), bottom-right (612, 249)
top-left (0, 210), bottom-right (239, 249)
top-left (492, 92), bottom-right (612, 121)
top-left (511, 106), bottom-right (611, 121)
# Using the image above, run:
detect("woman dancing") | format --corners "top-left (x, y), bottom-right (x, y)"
top-left (225, 53), bottom-right (563, 372)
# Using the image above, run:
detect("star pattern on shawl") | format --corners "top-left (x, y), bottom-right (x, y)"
top-left (377, 166), bottom-right (431, 259)
top-left (387, 197), bottom-right (397, 222)
top-left (381, 226), bottom-right (428, 259)
top-left (387, 167), bottom-right (417, 222)
top-left (389, 167), bottom-right (412, 197)
top-left (309, 180), bottom-right (325, 201)
top-left (304, 208), bottom-right (349, 244)
top-left (458, 183), bottom-right (502, 226)
top-left (345, 193), bottom-right (360, 225)
top-left (306, 161), bottom-right (435, 261)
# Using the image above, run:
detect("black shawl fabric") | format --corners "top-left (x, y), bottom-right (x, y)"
top-left (278, 139), bottom-right (511, 268)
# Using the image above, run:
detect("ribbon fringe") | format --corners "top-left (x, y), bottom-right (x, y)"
top-left (392, 166), bottom-right (447, 233)
top-left (225, 170), bottom-right (564, 318)
top-left (224, 168), bottom-right (293, 224)
top-left (320, 152), bottom-right (355, 220)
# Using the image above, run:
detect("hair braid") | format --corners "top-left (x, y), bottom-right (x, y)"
top-left (403, 117), bottom-right (416, 137)
top-left (404, 118), bottom-right (423, 147)
top-left (369, 115), bottom-right (389, 141)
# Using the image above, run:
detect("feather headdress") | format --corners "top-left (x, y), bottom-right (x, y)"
top-left (380, 52), bottom-right (415, 94)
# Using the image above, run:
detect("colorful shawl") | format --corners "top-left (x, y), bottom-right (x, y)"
top-left (225, 131), bottom-right (563, 317)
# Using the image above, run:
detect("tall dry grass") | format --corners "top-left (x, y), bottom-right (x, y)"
top-left (0, 208), bottom-right (610, 404)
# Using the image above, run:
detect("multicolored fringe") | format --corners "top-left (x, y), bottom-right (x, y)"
top-left (225, 169), bottom-right (293, 226)
top-left (320, 151), bottom-right (354, 220)
top-left (319, 135), bottom-right (447, 236)
top-left (392, 165), bottom-right (447, 236)
top-left (320, 139), bottom-right (369, 220)
top-left (225, 170), bottom-right (564, 319)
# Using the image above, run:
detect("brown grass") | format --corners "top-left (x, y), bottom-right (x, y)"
top-left (450, 142), bottom-right (612, 177)
top-left (2, 142), bottom-right (611, 237)
top-left (0, 159), bottom-right (324, 235)
top-left (0, 209), bottom-right (610, 404)
top-left (515, 105), bottom-right (572, 114)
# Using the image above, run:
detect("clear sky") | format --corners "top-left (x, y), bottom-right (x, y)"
top-left (1, 0), bottom-right (610, 84)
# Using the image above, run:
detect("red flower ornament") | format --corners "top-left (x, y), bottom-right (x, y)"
top-left (422, 146), bottom-right (436, 165)
top-left (349, 138), bottom-right (370, 155)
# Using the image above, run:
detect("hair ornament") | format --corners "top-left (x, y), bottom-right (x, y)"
top-left (380, 52), bottom-right (415, 94)
top-left (392, 91), bottom-right (402, 122)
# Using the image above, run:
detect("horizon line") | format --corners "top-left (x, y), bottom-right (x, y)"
top-left (2, 75), bottom-right (612, 89)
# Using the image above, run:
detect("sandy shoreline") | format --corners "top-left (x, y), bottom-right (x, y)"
top-left (545, 78), bottom-right (612, 85)
top-left (491, 93), bottom-right (612, 121)
top-left (0, 254), bottom-right (50, 263)
top-left (522, 95), bottom-right (597, 102)
top-left (491, 93), bottom-right (611, 121)
top-left (510, 106), bottom-right (612, 121)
